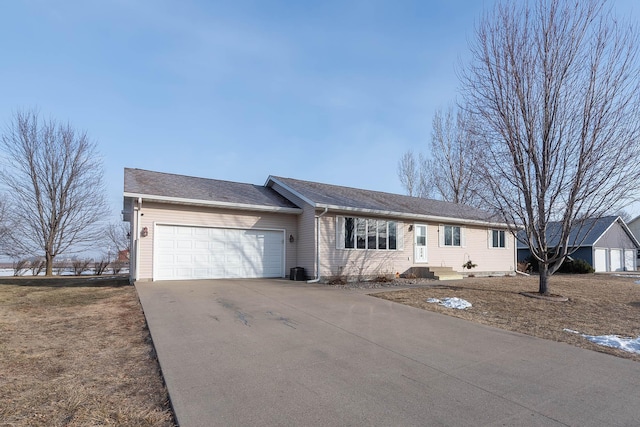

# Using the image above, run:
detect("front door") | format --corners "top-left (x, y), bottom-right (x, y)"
top-left (414, 224), bottom-right (427, 263)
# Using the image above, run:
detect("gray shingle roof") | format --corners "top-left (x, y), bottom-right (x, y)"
top-left (124, 168), bottom-right (300, 210)
top-left (516, 216), bottom-right (619, 249)
top-left (269, 176), bottom-right (502, 223)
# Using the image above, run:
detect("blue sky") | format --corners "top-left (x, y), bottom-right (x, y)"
top-left (1, 0), bottom-right (639, 222)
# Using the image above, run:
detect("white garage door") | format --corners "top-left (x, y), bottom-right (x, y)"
top-left (610, 249), bottom-right (623, 272)
top-left (154, 225), bottom-right (284, 280)
top-left (594, 249), bottom-right (607, 272)
top-left (624, 250), bottom-right (636, 272)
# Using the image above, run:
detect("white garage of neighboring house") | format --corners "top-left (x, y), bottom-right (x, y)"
top-left (593, 247), bottom-right (637, 273)
top-left (518, 216), bottom-right (640, 273)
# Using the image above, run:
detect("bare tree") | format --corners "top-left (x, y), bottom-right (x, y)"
top-left (614, 210), bottom-right (632, 223)
top-left (461, 0), bottom-right (640, 294)
top-left (105, 221), bottom-right (130, 258)
top-left (0, 198), bottom-right (8, 253)
top-left (397, 151), bottom-right (430, 197)
top-left (426, 107), bottom-right (483, 207)
top-left (398, 107), bottom-right (483, 207)
top-left (0, 109), bottom-right (108, 276)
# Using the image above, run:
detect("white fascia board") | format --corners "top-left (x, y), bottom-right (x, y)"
top-left (318, 204), bottom-right (511, 228)
top-left (123, 192), bottom-right (302, 214)
top-left (265, 176), bottom-right (317, 207)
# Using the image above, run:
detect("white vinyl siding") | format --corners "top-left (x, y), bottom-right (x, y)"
top-left (324, 218), bottom-right (514, 278)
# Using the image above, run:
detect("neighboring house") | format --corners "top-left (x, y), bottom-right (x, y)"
top-left (628, 215), bottom-right (640, 245)
top-left (517, 216), bottom-right (640, 272)
top-left (117, 249), bottom-right (130, 262)
top-left (122, 168), bottom-right (516, 282)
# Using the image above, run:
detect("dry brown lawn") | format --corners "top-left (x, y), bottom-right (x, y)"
top-left (373, 274), bottom-right (640, 362)
top-left (0, 276), bottom-right (175, 427)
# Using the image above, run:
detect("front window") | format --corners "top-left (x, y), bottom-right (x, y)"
top-left (345, 217), bottom-right (355, 249)
top-left (367, 220), bottom-right (377, 249)
top-left (491, 229), bottom-right (506, 248)
top-left (356, 218), bottom-right (366, 249)
top-left (377, 221), bottom-right (387, 249)
top-left (444, 225), bottom-right (461, 246)
top-left (388, 222), bottom-right (397, 250)
top-left (340, 216), bottom-right (399, 250)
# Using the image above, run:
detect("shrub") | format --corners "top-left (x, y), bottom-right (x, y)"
top-left (12, 259), bottom-right (28, 276)
top-left (72, 259), bottom-right (92, 275)
top-left (94, 259), bottom-right (109, 275)
top-left (526, 255), bottom-right (595, 274)
top-left (462, 260), bottom-right (477, 270)
top-left (110, 260), bottom-right (125, 274)
top-left (30, 260), bottom-right (45, 276)
top-left (558, 258), bottom-right (595, 274)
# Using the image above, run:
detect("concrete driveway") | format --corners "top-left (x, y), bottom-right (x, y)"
top-left (136, 279), bottom-right (640, 426)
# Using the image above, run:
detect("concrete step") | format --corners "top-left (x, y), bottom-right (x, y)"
top-left (403, 266), bottom-right (464, 281)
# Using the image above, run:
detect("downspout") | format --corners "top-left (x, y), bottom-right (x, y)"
top-left (307, 206), bottom-right (329, 283)
top-left (134, 197), bottom-right (142, 283)
top-left (514, 231), bottom-right (530, 276)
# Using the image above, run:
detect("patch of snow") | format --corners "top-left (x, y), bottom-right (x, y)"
top-left (426, 297), bottom-right (472, 310)
top-left (563, 328), bottom-right (640, 355)
top-left (0, 268), bottom-right (15, 277)
top-left (635, 280), bottom-right (640, 285)
top-left (613, 274), bottom-right (640, 278)
top-left (582, 334), bottom-right (640, 355)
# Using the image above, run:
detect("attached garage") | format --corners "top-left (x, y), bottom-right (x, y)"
top-left (154, 225), bottom-right (285, 280)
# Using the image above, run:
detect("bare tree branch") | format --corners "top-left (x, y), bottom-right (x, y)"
top-left (398, 107), bottom-right (485, 208)
top-left (426, 107), bottom-right (484, 207)
top-left (397, 150), bottom-right (431, 198)
top-left (0, 109), bottom-right (109, 275)
top-left (461, 0), bottom-right (640, 294)
top-left (105, 221), bottom-right (130, 259)
top-left (397, 151), bottom-right (419, 197)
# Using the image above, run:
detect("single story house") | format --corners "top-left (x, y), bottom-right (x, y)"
top-left (517, 216), bottom-right (640, 272)
top-left (122, 168), bottom-right (517, 282)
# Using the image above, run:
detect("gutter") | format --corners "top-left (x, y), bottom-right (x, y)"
top-left (134, 197), bottom-right (142, 283)
top-left (312, 204), bottom-right (511, 228)
top-left (307, 207), bottom-right (329, 283)
top-left (123, 192), bottom-right (302, 214)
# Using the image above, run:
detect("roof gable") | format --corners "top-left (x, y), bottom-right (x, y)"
top-left (516, 216), bottom-right (639, 249)
top-left (267, 176), bottom-right (503, 224)
top-left (124, 168), bottom-right (300, 211)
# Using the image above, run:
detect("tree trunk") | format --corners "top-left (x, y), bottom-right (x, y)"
top-left (45, 253), bottom-right (53, 276)
top-left (539, 263), bottom-right (549, 295)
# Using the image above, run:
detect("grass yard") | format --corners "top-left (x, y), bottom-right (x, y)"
top-left (0, 276), bottom-right (175, 427)
top-left (373, 274), bottom-right (640, 362)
